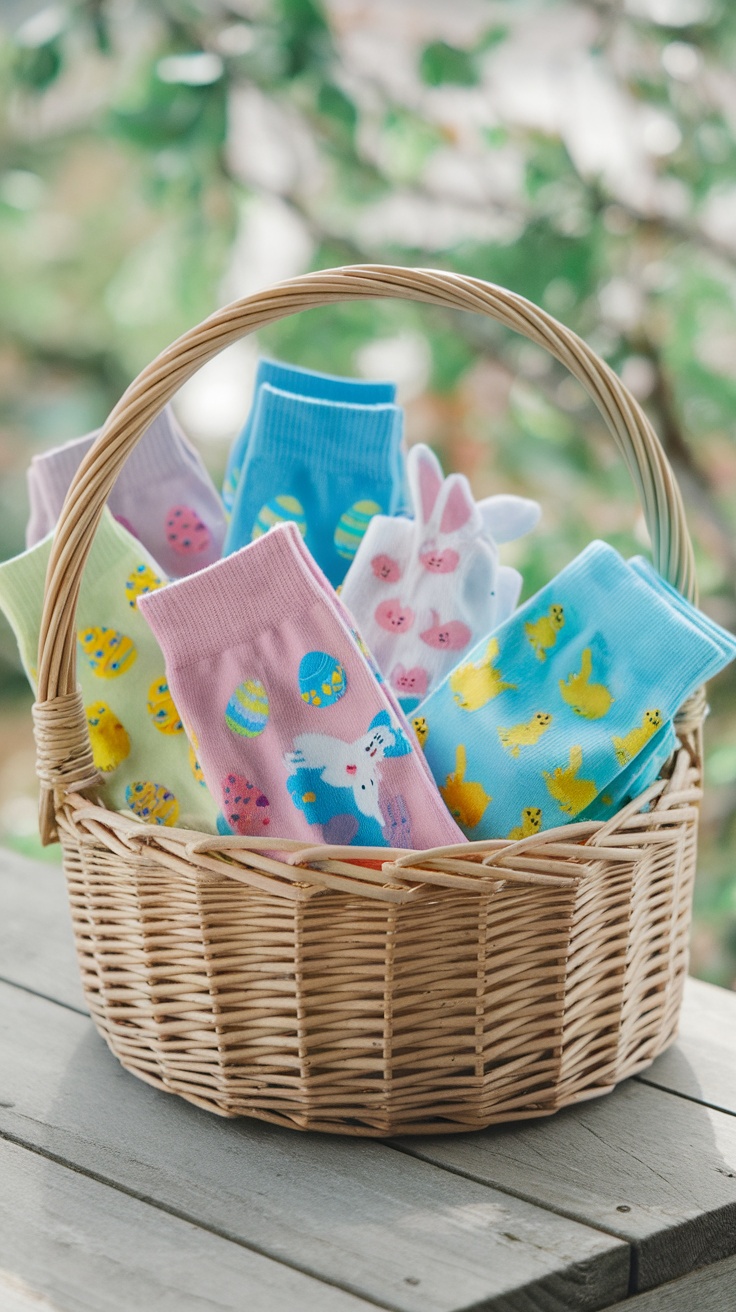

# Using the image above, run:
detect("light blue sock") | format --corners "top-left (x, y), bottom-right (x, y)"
top-left (628, 556), bottom-right (736, 662)
top-left (223, 358), bottom-right (397, 514)
top-left (415, 540), bottom-right (736, 840)
top-left (224, 383), bottom-right (406, 587)
top-left (581, 719), bottom-right (678, 822)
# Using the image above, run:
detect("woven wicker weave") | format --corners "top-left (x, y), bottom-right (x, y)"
top-left (32, 265), bottom-right (705, 1135)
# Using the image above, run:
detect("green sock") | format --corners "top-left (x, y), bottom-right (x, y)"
top-left (0, 510), bottom-right (218, 831)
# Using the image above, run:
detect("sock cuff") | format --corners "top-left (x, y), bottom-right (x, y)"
top-left (255, 358), bottom-right (396, 405)
top-left (138, 521), bottom-right (323, 670)
top-left (629, 556), bottom-right (736, 663)
top-left (246, 384), bottom-right (403, 478)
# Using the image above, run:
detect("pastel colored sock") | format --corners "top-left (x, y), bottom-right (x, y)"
top-left (26, 405), bottom-right (226, 579)
top-left (0, 510), bottom-right (218, 831)
top-left (340, 444), bottom-right (538, 711)
top-left (415, 540), bottom-right (736, 840)
top-left (628, 556), bottom-right (736, 662)
top-left (138, 521), bottom-right (465, 850)
top-left (222, 358), bottom-right (397, 514)
top-left (224, 383), bottom-right (406, 587)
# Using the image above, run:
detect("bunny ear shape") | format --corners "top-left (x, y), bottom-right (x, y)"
top-left (478, 495), bottom-right (541, 544)
top-left (439, 474), bottom-right (478, 535)
top-left (407, 444), bottom-right (445, 526)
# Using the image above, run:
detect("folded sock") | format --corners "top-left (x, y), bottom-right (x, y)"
top-left (340, 444), bottom-right (538, 711)
top-left (0, 511), bottom-right (218, 830)
top-left (223, 383), bottom-right (406, 587)
top-left (581, 719), bottom-right (679, 822)
top-left (138, 522), bottom-right (465, 850)
top-left (415, 540), bottom-right (736, 839)
top-left (26, 405), bottom-right (226, 579)
top-left (223, 358), bottom-right (397, 515)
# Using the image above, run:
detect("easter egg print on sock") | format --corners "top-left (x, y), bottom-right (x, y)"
top-left (188, 742), bottom-right (205, 785)
top-left (440, 745), bottom-right (491, 831)
top-left (498, 711), bottom-right (553, 757)
top-left (125, 563), bottom-right (164, 608)
top-left (542, 745), bottom-right (597, 817)
top-left (525, 604), bottom-right (565, 661)
top-left (78, 627), bottom-right (137, 678)
top-left (86, 702), bottom-right (131, 773)
top-left (147, 677), bottom-right (183, 734)
top-left (298, 651), bottom-right (347, 707)
top-left (375, 599), bottom-right (414, 633)
top-left (508, 807), bottom-right (543, 840)
top-left (165, 506), bottom-right (211, 555)
top-left (252, 495), bottom-right (307, 540)
top-left (125, 780), bottom-right (179, 826)
top-left (450, 638), bottom-right (516, 711)
top-left (334, 500), bottom-right (382, 561)
top-left (222, 773), bottom-right (271, 835)
top-left (225, 679), bottom-right (270, 737)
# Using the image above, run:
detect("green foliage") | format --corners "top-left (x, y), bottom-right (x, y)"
top-left (419, 40), bottom-right (478, 87)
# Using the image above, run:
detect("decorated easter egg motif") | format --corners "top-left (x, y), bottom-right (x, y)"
top-left (147, 677), bottom-right (184, 734)
top-left (125, 781), bottom-right (179, 826)
top-left (225, 679), bottom-right (270, 737)
top-left (86, 701), bottom-right (131, 773)
top-left (78, 626), bottom-right (137, 678)
top-left (125, 563), bottom-right (164, 608)
top-left (298, 650), bottom-right (347, 708)
top-left (188, 742), bottom-right (206, 786)
top-left (251, 495), bottom-right (307, 541)
top-left (221, 772), bottom-right (271, 835)
top-left (334, 499), bottom-right (382, 561)
top-left (165, 505), bottom-right (211, 556)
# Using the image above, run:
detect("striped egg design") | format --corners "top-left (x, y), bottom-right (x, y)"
top-left (125, 781), bottom-right (179, 826)
top-left (147, 677), bottom-right (183, 734)
top-left (86, 702), bottom-right (131, 773)
top-left (125, 563), bottom-right (164, 608)
top-left (251, 495), bottom-right (307, 541)
top-left (225, 679), bottom-right (270, 737)
top-left (298, 651), bottom-right (347, 708)
top-left (334, 499), bottom-right (382, 561)
top-left (78, 627), bottom-right (137, 678)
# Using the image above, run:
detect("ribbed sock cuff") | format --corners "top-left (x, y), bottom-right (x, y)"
top-left (247, 384), bottom-right (402, 479)
top-left (256, 357), bottom-right (396, 405)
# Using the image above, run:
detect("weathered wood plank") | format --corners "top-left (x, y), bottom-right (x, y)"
top-left (396, 1078), bottom-right (736, 1295)
top-left (0, 981), bottom-right (629, 1312)
top-left (0, 1136), bottom-right (375, 1312)
top-left (637, 977), bottom-right (736, 1117)
top-left (0, 849), bottom-right (85, 1013)
top-left (602, 1252), bottom-right (736, 1310)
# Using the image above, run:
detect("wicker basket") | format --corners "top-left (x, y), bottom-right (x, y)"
top-left (32, 265), bottom-right (705, 1136)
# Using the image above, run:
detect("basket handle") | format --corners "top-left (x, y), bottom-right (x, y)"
top-left (33, 264), bottom-right (696, 840)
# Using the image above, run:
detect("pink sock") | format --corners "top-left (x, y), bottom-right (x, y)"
top-left (26, 405), bottom-right (226, 579)
top-left (137, 523), bottom-right (464, 850)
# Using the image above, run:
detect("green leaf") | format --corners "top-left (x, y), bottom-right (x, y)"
top-left (419, 40), bottom-right (478, 87)
top-left (317, 82), bottom-right (357, 143)
top-left (12, 38), bottom-right (63, 89)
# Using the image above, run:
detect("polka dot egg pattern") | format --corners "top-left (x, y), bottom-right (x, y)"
top-left (86, 702), bottom-right (131, 773)
top-left (125, 563), bottom-right (164, 608)
top-left (298, 650), bottom-right (347, 708)
top-left (221, 773), bottom-right (271, 835)
top-left (334, 499), bottom-right (382, 561)
top-left (225, 679), bottom-right (270, 737)
top-left (147, 677), bottom-right (184, 734)
top-left (125, 781), bottom-right (179, 826)
top-left (78, 627), bottom-right (137, 678)
top-left (251, 494), bottom-right (307, 541)
top-left (165, 505), bottom-right (211, 555)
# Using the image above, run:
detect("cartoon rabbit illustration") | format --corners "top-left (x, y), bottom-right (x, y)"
top-left (340, 444), bottom-right (540, 707)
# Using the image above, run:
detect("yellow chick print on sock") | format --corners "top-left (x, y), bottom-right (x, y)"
top-left (507, 806), bottom-right (543, 840)
top-left (612, 709), bottom-right (662, 766)
top-left (411, 716), bottom-right (429, 749)
top-left (450, 637), bottom-right (516, 712)
top-left (440, 745), bottom-right (492, 830)
top-left (559, 647), bottom-right (614, 719)
top-left (498, 711), bottom-right (553, 757)
top-left (542, 745), bottom-right (597, 817)
top-left (525, 604), bottom-right (565, 661)
top-left (86, 702), bottom-right (131, 773)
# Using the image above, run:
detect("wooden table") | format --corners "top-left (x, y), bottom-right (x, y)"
top-left (1, 848), bottom-right (734, 1312)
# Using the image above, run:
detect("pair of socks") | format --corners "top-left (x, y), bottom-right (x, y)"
top-left (413, 540), bottom-right (736, 840)
top-left (138, 522), bottom-right (465, 850)
top-left (340, 443), bottom-right (540, 711)
top-left (223, 359), bottom-right (406, 587)
top-left (26, 405), bottom-right (226, 579)
top-left (0, 510), bottom-right (218, 831)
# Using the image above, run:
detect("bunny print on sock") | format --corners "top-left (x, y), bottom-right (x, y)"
top-left (340, 444), bottom-right (540, 710)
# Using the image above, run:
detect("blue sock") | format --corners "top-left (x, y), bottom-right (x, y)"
top-left (223, 358), bottom-right (397, 515)
top-left (224, 383), bottom-right (406, 587)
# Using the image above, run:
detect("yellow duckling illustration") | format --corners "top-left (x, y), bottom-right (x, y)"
top-left (498, 711), bottom-right (553, 757)
top-left (147, 677), bottom-right (184, 734)
top-left (508, 806), bottom-right (543, 840)
top-left (450, 637), bottom-right (516, 712)
top-left (525, 604), bottom-right (565, 661)
top-left (412, 716), bottom-right (429, 749)
top-left (86, 701), bottom-right (131, 773)
top-left (542, 745), bottom-right (598, 817)
top-left (78, 626), bottom-right (136, 678)
top-left (613, 709), bottom-right (662, 766)
top-left (440, 745), bottom-right (492, 830)
top-left (559, 647), bottom-right (614, 719)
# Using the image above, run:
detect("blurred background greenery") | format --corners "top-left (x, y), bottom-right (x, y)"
top-left (1, 0), bottom-right (735, 984)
